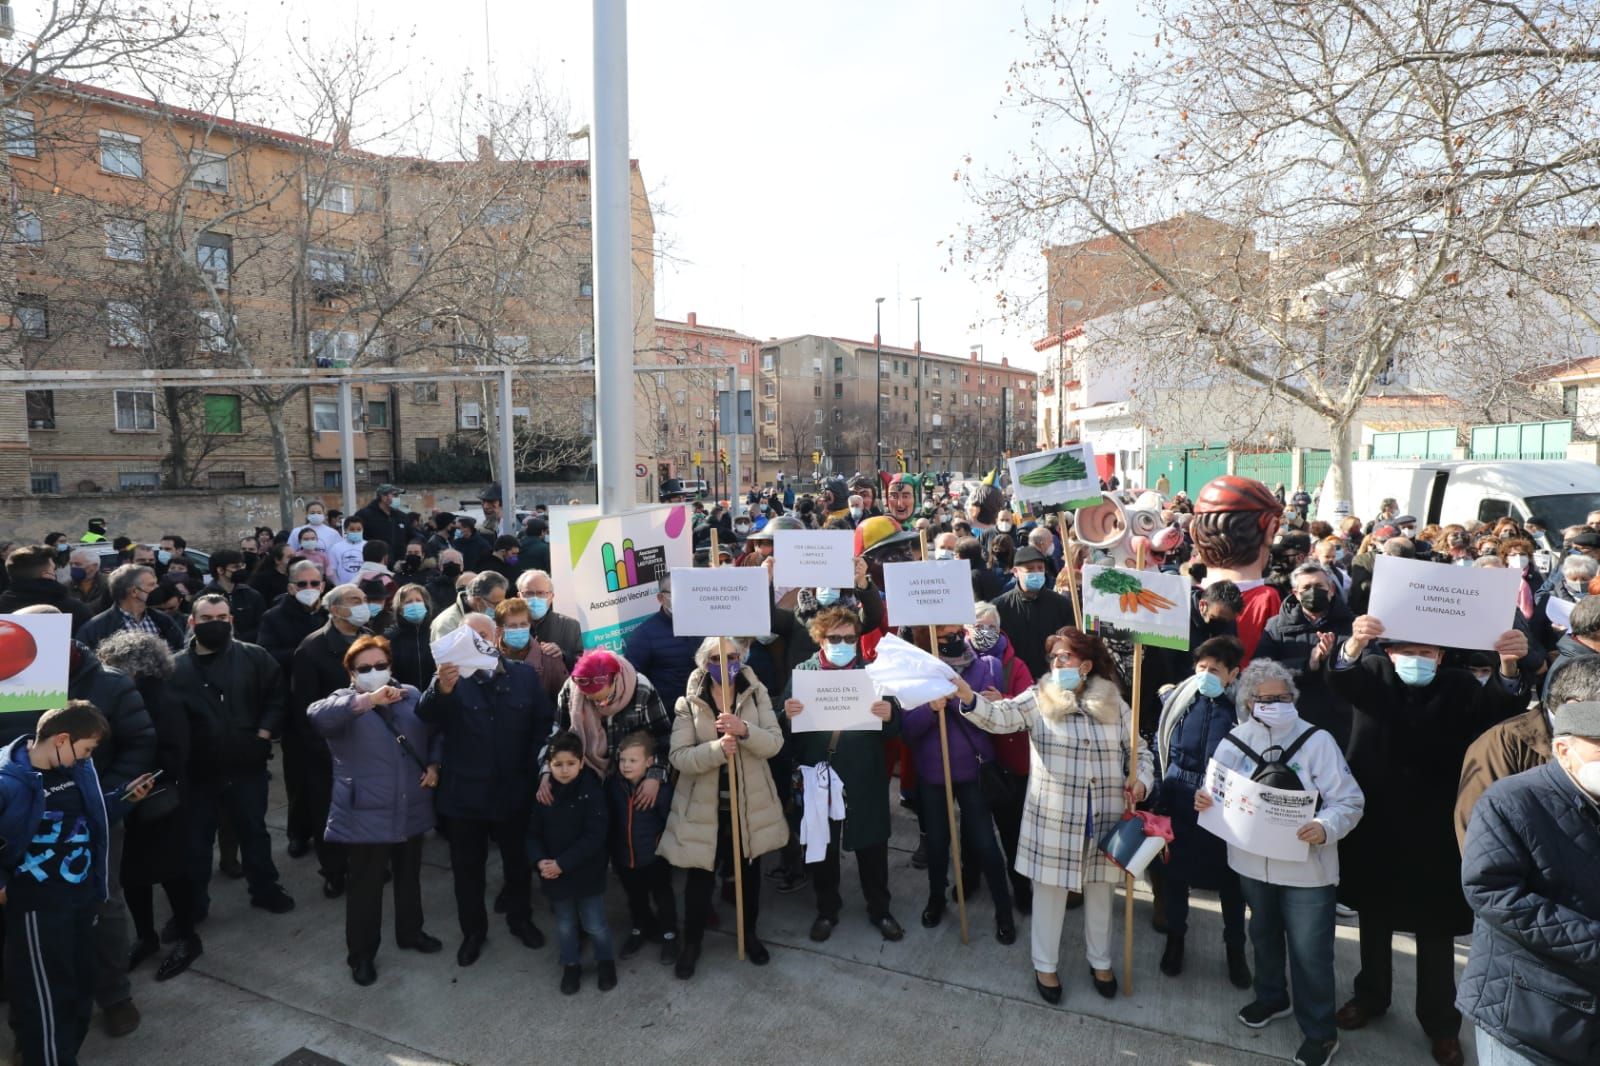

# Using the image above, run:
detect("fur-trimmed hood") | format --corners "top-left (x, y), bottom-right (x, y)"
top-left (1036, 674), bottom-right (1121, 724)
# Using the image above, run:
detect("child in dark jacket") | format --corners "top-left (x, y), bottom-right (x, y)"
top-left (0, 702), bottom-right (155, 1066)
top-left (528, 730), bottom-right (615, 995)
top-left (607, 732), bottom-right (678, 963)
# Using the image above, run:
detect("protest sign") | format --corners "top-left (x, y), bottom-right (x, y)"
top-left (1197, 759), bottom-right (1317, 863)
top-left (0, 614), bottom-right (69, 720)
top-left (560, 505), bottom-right (692, 651)
top-left (1367, 554), bottom-right (1521, 650)
top-left (882, 559), bottom-right (976, 627)
top-left (670, 566), bottom-right (773, 637)
top-left (1008, 443), bottom-right (1099, 509)
top-left (790, 669), bottom-right (881, 733)
top-left (1547, 594), bottom-right (1574, 631)
top-left (772, 529), bottom-right (855, 590)
top-left (1081, 564), bottom-right (1189, 650)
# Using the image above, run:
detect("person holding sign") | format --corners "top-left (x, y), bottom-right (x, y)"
top-left (782, 607), bottom-right (904, 945)
top-left (1194, 660), bottom-right (1365, 1066)
top-left (1326, 614), bottom-right (1528, 1066)
top-left (658, 638), bottom-right (787, 979)
top-left (963, 628), bottom-right (1153, 1005)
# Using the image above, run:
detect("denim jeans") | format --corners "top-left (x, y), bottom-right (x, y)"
top-left (1476, 1028), bottom-right (1541, 1066)
top-left (1238, 877), bottom-right (1338, 1043)
top-left (188, 768), bottom-right (281, 914)
top-left (550, 894), bottom-right (614, 967)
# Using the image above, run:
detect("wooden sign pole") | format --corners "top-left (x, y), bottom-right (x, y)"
top-left (711, 529), bottom-right (746, 961)
top-left (918, 528), bottom-right (968, 944)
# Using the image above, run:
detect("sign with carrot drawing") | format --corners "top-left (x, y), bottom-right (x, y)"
top-left (1007, 443), bottom-right (1099, 508)
top-left (1082, 565), bottom-right (1189, 650)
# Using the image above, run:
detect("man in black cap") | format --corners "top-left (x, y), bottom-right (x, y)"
top-left (80, 517), bottom-right (109, 544)
top-left (992, 545), bottom-right (1078, 681)
top-left (479, 484), bottom-right (506, 538)
top-left (352, 484), bottom-right (410, 552)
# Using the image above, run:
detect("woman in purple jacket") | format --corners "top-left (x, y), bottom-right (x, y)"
top-left (900, 624), bottom-right (1016, 945)
top-left (308, 635), bottom-right (443, 987)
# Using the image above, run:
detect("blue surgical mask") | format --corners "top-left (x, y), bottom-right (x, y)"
top-left (815, 587), bottom-right (840, 607)
top-left (1195, 671), bottom-right (1224, 699)
top-left (1021, 571), bottom-right (1047, 592)
top-left (345, 603), bottom-right (372, 626)
top-left (345, 531), bottom-right (364, 544)
top-left (502, 626), bottom-right (531, 649)
top-left (823, 642), bottom-right (855, 667)
top-left (156, 549), bottom-right (172, 565)
top-left (1050, 666), bottom-right (1081, 690)
top-left (1393, 654), bottom-right (1437, 687)
top-left (527, 596), bottom-right (551, 620)
top-left (401, 602), bottom-right (428, 624)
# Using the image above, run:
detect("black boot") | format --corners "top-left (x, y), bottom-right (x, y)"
top-left (560, 965), bottom-right (581, 995)
top-left (675, 940), bottom-right (701, 980)
top-left (597, 960), bottom-right (617, 991)
top-left (1226, 944), bottom-right (1253, 989)
top-left (1159, 934), bottom-right (1185, 977)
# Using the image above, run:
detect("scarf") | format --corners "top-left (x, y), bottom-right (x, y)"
top-left (570, 657), bottom-right (639, 777)
top-left (1035, 674), bottom-right (1122, 725)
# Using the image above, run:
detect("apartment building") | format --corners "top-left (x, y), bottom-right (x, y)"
top-left (1, 77), bottom-right (655, 499)
top-left (754, 334), bottom-right (1037, 484)
top-left (641, 311), bottom-right (758, 496)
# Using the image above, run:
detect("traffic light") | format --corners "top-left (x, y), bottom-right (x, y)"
top-left (719, 447), bottom-right (728, 467)
top-left (895, 448), bottom-right (907, 473)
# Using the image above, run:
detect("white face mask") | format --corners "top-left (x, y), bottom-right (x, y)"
top-left (933, 548), bottom-right (956, 561)
top-left (1577, 759), bottom-right (1600, 798)
top-left (353, 668), bottom-right (391, 693)
top-left (1507, 555), bottom-right (1527, 570)
top-left (307, 513), bottom-right (325, 525)
top-left (294, 587), bottom-right (321, 607)
top-left (1251, 700), bottom-right (1297, 728)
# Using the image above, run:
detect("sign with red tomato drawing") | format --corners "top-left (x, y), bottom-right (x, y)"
top-left (0, 614), bottom-right (70, 717)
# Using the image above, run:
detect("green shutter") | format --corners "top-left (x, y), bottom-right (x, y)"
top-left (204, 394), bottom-right (241, 434)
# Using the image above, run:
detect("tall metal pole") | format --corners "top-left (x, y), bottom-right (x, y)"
top-left (728, 366), bottom-right (742, 518)
top-left (592, 0), bottom-right (636, 514)
top-left (498, 365), bottom-right (517, 527)
top-left (1057, 302), bottom-right (1067, 446)
top-left (912, 296), bottom-right (922, 472)
top-left (337, 376), bottom-right (357, 519)
top-left (874, 296), bottom-right (885, 473)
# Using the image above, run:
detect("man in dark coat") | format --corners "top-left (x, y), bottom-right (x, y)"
top-left (1328, 613), bottom-right (1528, 1066)
top-left (515, 570), bottom-right (583, 669)
top-left (78, 564), bottom-right (186, 652)
top-left (427, 549), bottom-right (464, 612)
top-left (205, 549), bottom-right (266, 644)
top-left (1255, 562), bottom-right (1356, 747)
top-left (256, 560), bottom-right (327, 857)
top-left (64, 546), bottom-right (112, 616)
top-left (351, 484), bottom-right (412, 555)
top-left (518, 518), bottom-right (551, 575)
top-left (623, 572), bottom-right (702, 714)
top-left (0, 545), bottom-right (93, 632)
top-left (993, 545), bottom-right (1078, 681)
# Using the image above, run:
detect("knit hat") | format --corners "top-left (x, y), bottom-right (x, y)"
top-left (1551, 700), bottom-right (1600, 739)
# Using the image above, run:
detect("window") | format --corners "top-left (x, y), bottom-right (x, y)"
top-left (962, 393), bottom-right (970, 406)
top-left (577, 262), bottom-right (593, 298)
top-left (30, 473), bottom-right (58, 494)
top-left (309, 329), bottom-right (359, 365)
top-left (415, 437), bottom-right (440, 460)
top-left (1563, 385), bottom-right (1580, 417)
top-left (99, 131), bottom-right (142, 177)
top-left (12, 210), bottom-right (41, 248)
top-left (833, 356), bottom-right (844, 374)
top-left (307, 248), bottom-right (352, 284)
top-left (105, 219), bottom-right (145, 261)
top-left (114, 390), bottom-right (157, 431)
top-left (5, 110), bottom-right (35, 156)
top-left (762, 405), bottom-right (775, 424)
top-left (762, 381), bottom-right (775, 398)
top-left (311, 399), bottom-right (340, 432)
top-left (307, 178), bottom-right (355, 213)
top-left (741, 350), bottom-right (750, 365)
top-left (931, 413), bottom-right (943, 427)
top-left (189, 150), bottom-right (228, 192)
top-left (762, 352), bottom-right (774, 371)
top-left (812, 358), bottom-right (822, 375)
top-left (833, 383), bottom-right (843, 398)
top-left (931, 368), bottom-right (941, 383)
top-left (107, 302), bottom-right (147, 347)
top-left (196, 233), bottom-right (231, 287)
top-left (813, 384), bottom-right (822, 398)
top-left (459, 401), bottom-right (482, 429)
top-left (406, 243), bottom-right (426, 267)
top-left (119, 472), bottom-right (160, 490)
top-left (366, 400), bottom-right (388, 428)
top-left (833, 408), bottom-right (843, 422)
top-left (207, 471), bottom-right (245, 489)
top-left (655, 372), bottom-right (667, 387)
top-left (322, 469), bottom-right (343, 489)
top-left (814, 409), bottom-right (824, 424)
top-left (482, 202), bottom-right (524, 226)
top-left (694, 406), bottom-right (704, 419)
top-left (16, 295), bottom-right (46, 338)
top-left (674, 389), bottom-right (686, 404)
top-left (764, 435), bottom-right (776, 451)
top-left (931, 437), bottom-right (943, 453)
top-left (413, 382), bottom-right (439, 404)
top-left (980, 374), bottom-right (987, 386)
top-left (25, 389), bottom-right (53, 428)
top-left (196, 310), bottom-right (229, 352)
top-left (575, 189), bottom-right (591, 226)
top-left (203, 394), bottom-right (242, 434)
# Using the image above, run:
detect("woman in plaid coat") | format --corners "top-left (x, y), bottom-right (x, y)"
top-left (962, 627), bottom-right (1154, 1006)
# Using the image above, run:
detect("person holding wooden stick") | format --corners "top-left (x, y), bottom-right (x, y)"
top-left (964, 627), bottom-right (1153, 1006)
top-left (658, 637), bottom-right (787, 979)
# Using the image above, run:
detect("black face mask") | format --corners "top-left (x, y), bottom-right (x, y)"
top-left (938, 634), bottom-right (967, 658)
top-left (193, 620), bottom-right (232, 650)
top-left (441, 563), bottom-right (462, 579)
top-left (1297, 587), bottom-right (1332, 613)
top-left (400, 557), bottom-right (422, 573)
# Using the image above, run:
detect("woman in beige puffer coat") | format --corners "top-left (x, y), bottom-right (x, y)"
top-left (659, 637), bottom-right (788, 978)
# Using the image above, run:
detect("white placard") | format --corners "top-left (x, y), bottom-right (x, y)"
top-left (1008, 443), bottom-right (1099, 508)
top-left (669, 566), bottom-right (773, 637)
top-left (790, 669), bottom-right (882, 733)
top-left (881, 559), bottom-right (977, 627)
top-left (1367, 554), bottom-right (1522, 651)
top-left (772, 529), bottom-right (856, 590)
top-left (0, 614), bottom-right (70, 720)
top-left (1197, 759), bottom-right (1317, 863)
top-left (1546, 595), bottom-right (1574, 631)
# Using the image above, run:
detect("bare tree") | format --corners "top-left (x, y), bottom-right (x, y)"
top-left (965, 0), bottom-right (1600, 505)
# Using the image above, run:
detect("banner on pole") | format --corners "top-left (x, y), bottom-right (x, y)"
top-left (0, 614), bottom-right (70, 724)
top-left (1008, 443), bottom-right (1099, 509)
top-left (560, 505), bottom-right (692, 651)
top-left (1082, 564), bottom-right (1189, 649)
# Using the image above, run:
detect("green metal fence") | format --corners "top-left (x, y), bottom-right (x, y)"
top-left (1371, 428), bottom-right (1456, 460)
top-left (1147, 443), bottom-right (1228, 496)
top-left (1468, 419), bottom-right (1572, 461)
top-left (1235, 451), bottom-right (1294, 490)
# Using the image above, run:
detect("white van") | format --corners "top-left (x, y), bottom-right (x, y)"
top-left (1320, 460), bottom-right (1600, 529)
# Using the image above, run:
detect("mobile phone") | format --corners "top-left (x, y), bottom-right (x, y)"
top-left (124, 768), bottom-right (163, 796)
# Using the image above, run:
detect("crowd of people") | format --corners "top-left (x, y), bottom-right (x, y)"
top-left (0, 472), bottom-right (1596, 1066)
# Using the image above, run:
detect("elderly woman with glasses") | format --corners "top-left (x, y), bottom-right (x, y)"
top-left (307, 635), bottom-right (442, 987)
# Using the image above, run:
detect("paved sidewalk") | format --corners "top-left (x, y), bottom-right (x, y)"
top-left (78, 779), bottom-right (1471, 1065)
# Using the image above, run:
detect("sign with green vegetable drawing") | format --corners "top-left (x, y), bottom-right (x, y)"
top-left (1082, 564), bottom-right (1190, 649)
top-left (1008, 443), bottom-right (1099, 508)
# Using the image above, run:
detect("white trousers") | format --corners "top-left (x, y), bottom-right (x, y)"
top-left (1031, 880), bottom-right (1115, 973)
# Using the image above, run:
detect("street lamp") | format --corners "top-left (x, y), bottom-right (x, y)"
top-left (874, 296), bottom-right (885, 473)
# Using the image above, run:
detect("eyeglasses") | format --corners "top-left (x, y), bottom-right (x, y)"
top-left (353, 662), bottom-right (391, 674)
top-left (291, 579), bottom-right (321, 589)
top-left (821, 634), bottom-right (856, 645)
top-left (573, 675), bottom-right (614, 691)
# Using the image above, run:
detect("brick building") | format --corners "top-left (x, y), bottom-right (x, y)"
top-left (2, 77), bottom-right (655, 501)
top-left (641, 311), bottom-right (758, 497)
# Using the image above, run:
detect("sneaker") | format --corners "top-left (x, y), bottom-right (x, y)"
top-left (1293, 1038), bottom-right (1339, 1066)
top-left (1238, 1000), bottom-right (1294, 1029)
top-left (659, 933), bottom-right (680, 966)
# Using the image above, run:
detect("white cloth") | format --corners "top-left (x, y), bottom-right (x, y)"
top-left (429, 625), bottom-right (501, 678)
top-left (865, 633), bottom-right (960, 708)
top-left (799, 763), bottom-right (846, 864)
top-left (1030, 876), bottom-right (1114, 973)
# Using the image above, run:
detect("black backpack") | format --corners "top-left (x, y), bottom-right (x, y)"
top-left (1220, 727), bottom-right (1322, 791)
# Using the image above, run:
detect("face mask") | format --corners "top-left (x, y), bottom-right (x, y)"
top-left (400, 557), bottom-right (421, 572)
top-left (193, 620), bottom-right (232, 650)
top-left (1392, 653), bottom-right (1438, 687)
top-left (505, 553), bottom-right (519, 566)
top-left (1400, 527), bottom-right (1415, 537)
top-left (1454, 557), bottom-right (1473, 567)
top-left (823, 642), bottom-right (855, 667)
top-left (1471, 671), bottom-right (1493, 687)
top-left (815, 587), bottom-right (841, 607)
top-left (502, 626), bottom-right (531, 650)
top-left (1251, 700), bottom-right (1297, 728)
top-left (1050, 666), bottom-right (1081, 690)
top-left (300, 541), bottom-right (317, 552)
top-left (1297, 586), bottom-right (1331, 613)
top-left (932, 548), bottom-right (956, 561)
top-left (452, 529), bottom-right (465, 540)
top-left (734, 523), bottom-right (750, 534)
top-left (1577, 759), bottom-right (1600, 798)
top-left (527, 596), bottom-right (551, 620)
top-left (707, 659), bottom-right (741, 682)
top-left (345, 603), bottom-right (372, 626)
top-left (1195, 671), bottom-right (1224, 699)
top-left (157, 549), bottom-right (172, 565)
top-left (970, 624), bottom-right (1000, 653)
top-left (294, 587), bottom-right (321, 608)
top-left (401, 602), bottom-right (428, 624)
top-left (308, 513), bottom-right (325, 526)
top-left (1020, 571), bottom-right (1047, 592)
top-left (938, 634), bottom-right (967, 658)
top-left (1507, 555), bottom-right (1527, 570)
top-left (442, 563), bottom-right (462, 578)
top-left (848, 508), bottom-right (863, 521)
top-left (345, 531), bottom-right (364, 545)
top-left (69, 566), bottom-right (88, 583)
top-left (997, 522), bottom-right (1014, 533)
top-left (1568, 579), bottom-right (1587, 595)
top-left (1334, 547), bottom-right (1346, 562)
top-left (353, 668), bottom-right (391, 693)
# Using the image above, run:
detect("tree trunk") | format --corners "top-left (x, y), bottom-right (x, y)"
top-left (162, 385), bottom-right (189, 488)
top-left (1323, 417), bottom-right (1354, 516)
top-left (264, 399), bottom-right (296, 529)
